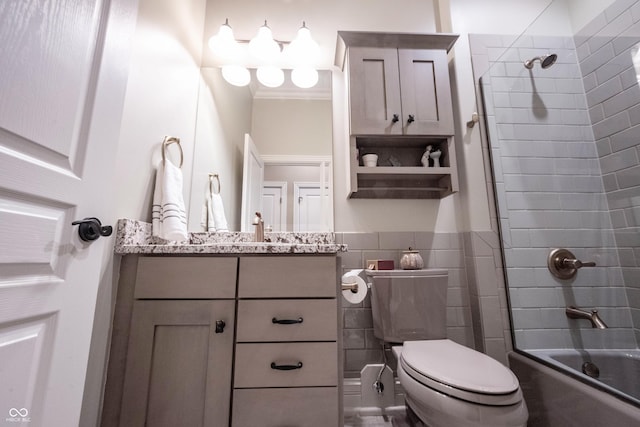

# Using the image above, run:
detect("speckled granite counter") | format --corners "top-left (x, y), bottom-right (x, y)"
top-left (114, 219), bottom-right (347, 254)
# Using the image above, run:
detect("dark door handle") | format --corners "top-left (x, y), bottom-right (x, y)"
top-left (71, 217), bottom-right (113, 242)
top-left (215, 320), bottom-right (226, 333)
top-left (407, 114), bottom-right (415, 123)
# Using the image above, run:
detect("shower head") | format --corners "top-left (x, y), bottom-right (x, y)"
top-left (524, 53), bottom-right (557, 69)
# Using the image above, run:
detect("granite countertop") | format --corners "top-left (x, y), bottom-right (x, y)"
top-left (114, 219), bottom-right (347, 254)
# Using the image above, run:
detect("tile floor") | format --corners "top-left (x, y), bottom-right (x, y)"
top-left (344, 414), bottom-right (412, 427)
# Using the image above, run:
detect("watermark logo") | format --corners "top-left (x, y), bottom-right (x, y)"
top-left (6, 408), bottom-right (30, 423)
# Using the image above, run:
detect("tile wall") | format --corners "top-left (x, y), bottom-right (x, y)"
top-left (574, 0), bottom-right (640, 343)
top-left (335, 230), bottom-right (513, 377)
top-left (469, 0), bottom-right (640, 352)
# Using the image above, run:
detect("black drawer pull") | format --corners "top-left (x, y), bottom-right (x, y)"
top-left (272, 317), bottom-right (303, 325)
top-left (270, 362), bottom-right (303, 371)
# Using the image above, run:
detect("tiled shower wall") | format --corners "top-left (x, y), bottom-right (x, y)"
top-left (470, 2), bottom-right (639, 351)
top-left (574, 0), bottom-right (640, 343)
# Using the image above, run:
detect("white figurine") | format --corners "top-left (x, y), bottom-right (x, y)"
top-left (421, 145), bottom-right (432, 167)
top-left (430, 149), bottom-right (442, 167)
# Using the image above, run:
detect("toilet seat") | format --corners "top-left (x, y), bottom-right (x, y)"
top-left (398, 340), bottom-right (523, 406)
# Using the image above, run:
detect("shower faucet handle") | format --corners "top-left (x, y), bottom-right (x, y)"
top-left (562, 258), bottom-right (596, 269)
top-left (548, 248), bottom-right (596, 280)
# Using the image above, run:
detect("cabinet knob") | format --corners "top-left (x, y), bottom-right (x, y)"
top-left (391, 114), bottom-right (399, 123)
top-left (407, 114), bottom-right (415, 124)
top-left (215, 320), bottom-right (226, 333)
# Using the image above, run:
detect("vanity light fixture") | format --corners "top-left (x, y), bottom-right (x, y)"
top-left (209, 19), bottom-right (320, 89)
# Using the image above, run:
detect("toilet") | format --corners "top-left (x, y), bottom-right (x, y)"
top-left (365, 268), bottom-right (528, 427)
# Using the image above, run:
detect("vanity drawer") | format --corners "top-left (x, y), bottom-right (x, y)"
top-left (135, 257), bottom-right (237, 299)
top-left (234, 342), bottom-right (338, 388)
top-left (236, 299), bottom-right (337, 342)
top-left (238, 256), bottom-right (337, 298)
top-left (232, 387), bottom-right (339, 427)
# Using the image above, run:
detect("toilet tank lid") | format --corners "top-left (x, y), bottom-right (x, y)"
top-left (365, 268), bottom-right (448, 277)
top-left (402, 340), bottom-right (519, 394)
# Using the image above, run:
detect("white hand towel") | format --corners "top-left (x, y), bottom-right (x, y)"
top-left (152, 161), bottom-right (188, 242)
top-left (201, 189), bottom-right (216, 232)
top-left (211, 193), bottom-right (229, 232)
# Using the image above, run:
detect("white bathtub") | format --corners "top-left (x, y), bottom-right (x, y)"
top-left (509, 350), bottom-right (640, 426)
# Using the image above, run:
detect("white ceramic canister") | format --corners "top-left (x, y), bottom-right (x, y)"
top-left (400, 248), bottom-right (424, 270)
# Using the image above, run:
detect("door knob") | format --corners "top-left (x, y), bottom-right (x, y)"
top-left (407, 114), bottom-right (415, 124)
top-left (391, 114), bottom-right (399, 123)
top-left (71, 217), bottom-right (113, 242)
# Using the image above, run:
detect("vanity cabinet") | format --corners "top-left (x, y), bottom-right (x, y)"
top-left (102, 254), bottom-right (341, 427)
top-left (104, 257), bottom-right (237, 427)
top-left (233, 256), bottom-right (340, 427)
top-left (335, 31), bottom-right (459, 199)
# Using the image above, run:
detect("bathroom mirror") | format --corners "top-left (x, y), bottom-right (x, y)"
top-left (187, 67), bottom-right (333, 232)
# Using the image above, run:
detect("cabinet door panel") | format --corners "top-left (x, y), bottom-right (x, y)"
top-left (232, 387), bottom-right (339, 427)
top-left (398, 49), bottom-right (454, 135)
top-left (135, 257), bottom-right (237, 299)
top-left (238, 256), bottom-right (337, 298)
top-left (348, 47), bottom-right (402, 135)
top-left (119, 300), bottom-right (234, 427)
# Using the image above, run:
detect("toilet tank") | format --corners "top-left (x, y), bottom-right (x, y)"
top-left (366, 269), bottom-right (448, 343)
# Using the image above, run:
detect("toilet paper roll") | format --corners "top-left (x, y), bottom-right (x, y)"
top-left (341, 273), bottom-right (368, 304)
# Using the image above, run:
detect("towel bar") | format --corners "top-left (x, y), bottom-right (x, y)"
top-left (162, 136), bottom-right (183, 168)
top-left (208, 173), bottom-right (221, 194)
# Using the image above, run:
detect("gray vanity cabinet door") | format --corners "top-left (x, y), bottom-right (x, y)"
top-left (118, 300), bottom-right (235, 427)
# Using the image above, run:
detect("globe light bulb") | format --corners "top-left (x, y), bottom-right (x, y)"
top-left (208, 19), bottom-right (241, 62)
top-left (221, 65), bottom-right (250, 87)
top-left (291, 66), bottom-right (319, 88)
top-left (256, 66), bottom-right (284, 88)
top-left (249, 21), bottom-right (281, 62)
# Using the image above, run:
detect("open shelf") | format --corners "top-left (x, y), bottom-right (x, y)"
top-left (348, 136), bottom-right (458, 199)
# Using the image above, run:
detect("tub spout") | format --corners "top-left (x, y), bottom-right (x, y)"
top-left (566, 306), bottom-right (608, 329)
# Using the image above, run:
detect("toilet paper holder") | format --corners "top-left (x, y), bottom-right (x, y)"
top-left (342, 283), bottom-right (359, 293)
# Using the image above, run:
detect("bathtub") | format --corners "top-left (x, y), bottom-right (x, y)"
top-left (509, 350), bottom-right (640, 426)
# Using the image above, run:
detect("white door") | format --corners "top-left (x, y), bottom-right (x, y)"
top-left (293, 182), bottom-right (325, 232)
top-left (262, 182), bottom-right (287, 232)
top-left (0, 1), bottom-right (137, 426)
top-left (240, 134), bottom-right (264, 232)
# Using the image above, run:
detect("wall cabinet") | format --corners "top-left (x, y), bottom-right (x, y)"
top-left (336, 31), bottom-right (459, 199)
top-left (101, 254), bottom-right (340, 427)
top-left (348, 47), bottom-right (453, 136)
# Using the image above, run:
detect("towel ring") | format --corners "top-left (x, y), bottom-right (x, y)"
top-left (208, 173), bottom-right (221, 194)
top-left (162, 136), bottom-right (183, 168)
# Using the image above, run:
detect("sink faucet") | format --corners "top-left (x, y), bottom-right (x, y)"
top-left (252, 212), bottom-right (264, 242)
top-left (566, 306), bottom-right (608, 329)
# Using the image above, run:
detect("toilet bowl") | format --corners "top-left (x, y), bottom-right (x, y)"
top-left (394, 341), bottom-right (528, 427)
top-left (365, 269), bottom-right (528, 427)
